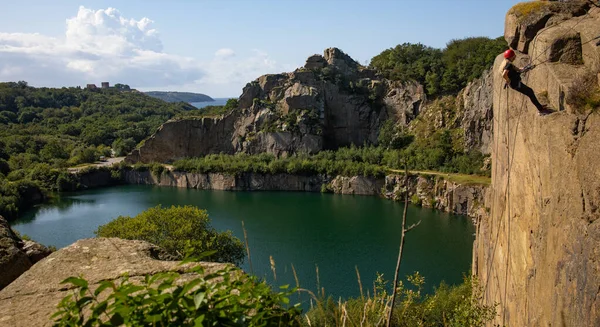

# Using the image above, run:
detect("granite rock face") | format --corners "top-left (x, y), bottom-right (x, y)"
top-left (504, 0), bottom-right (589, 54)
top-left (474, 5), bottom-right (600, 326)
top-left (459, 68), bottom-right (494, 155)
top-left (0, 238), bottom-right (228, 327)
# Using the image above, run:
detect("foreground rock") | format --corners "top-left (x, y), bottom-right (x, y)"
top-left (0, 216), bottom-right (51, 291)
top-left (0, 238), bottom-right (228, 327)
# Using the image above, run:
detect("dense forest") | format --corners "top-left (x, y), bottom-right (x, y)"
top-left (145, 91), bottom-right (214, 103)
top-left (370, 36), bottom-right (506, 96)
top-left (0, 82), bottom-right (195, 219)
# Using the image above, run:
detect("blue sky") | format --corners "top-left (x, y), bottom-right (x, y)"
top-left (0, 0), bottom-right (522, 97)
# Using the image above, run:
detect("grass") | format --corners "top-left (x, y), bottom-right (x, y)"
top-left (388, 168), bottom-right (491, 186)
top-left (567, 71), bottom-right (600, 113)
top-left (509, 1), bottom-right (554, 23)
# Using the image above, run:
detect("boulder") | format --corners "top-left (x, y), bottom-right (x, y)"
top-left (22, 240), bottom-right (52, 264)
top-left (504, 1), bottom-right (589, 53)
top-left (0, 238), bottom-right (229, 327)
top-left (0, 216), bottom-right (52, 291)
top-left (0, 216), bottom-right (31, 290)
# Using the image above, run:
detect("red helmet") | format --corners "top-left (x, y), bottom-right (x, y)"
top-left (503, 49), bottom-right (515, 59)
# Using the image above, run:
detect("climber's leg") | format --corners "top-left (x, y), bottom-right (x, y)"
top-left (513, 82), bottom-right (545, 112)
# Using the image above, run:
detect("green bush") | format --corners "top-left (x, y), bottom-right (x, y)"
top-left (52, 265), bottom-right (301, 327)
top-left (95, 205), bottom-right (245, 266)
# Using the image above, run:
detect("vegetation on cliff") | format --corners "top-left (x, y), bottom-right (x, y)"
top-left (170, 142), bottom-right (488, 178)
top-left (370, 37), bottom-right (506, 96)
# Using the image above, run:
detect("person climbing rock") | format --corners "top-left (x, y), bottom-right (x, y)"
top-left (501, 49), bottom-right (552, 115)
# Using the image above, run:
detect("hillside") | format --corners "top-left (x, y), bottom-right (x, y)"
top-left (0, 83), bottom-right (196, 220)
top-left (145, 91), bottom-right (214, 103)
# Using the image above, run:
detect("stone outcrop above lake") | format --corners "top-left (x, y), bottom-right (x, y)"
top-left (0, 238), bottom-right (229, 327)
top-left (128, 46), bottom-right (497, 164)
top-left (474, 4), bottom-right (600, 326)
top-left (0, 216), bottom-right (51, 291)
top-left (128, 48), bottom-right (430, 163)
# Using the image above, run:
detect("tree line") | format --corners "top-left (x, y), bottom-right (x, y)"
top-left (370, 37), bottom-right (506, 96)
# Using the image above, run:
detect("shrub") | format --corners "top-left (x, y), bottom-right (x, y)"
top-left (52, 265), bottom-right (302, 327)
top-left (411, 194), bottom-right (423, 206)
top-left (567, 71), bottom-right (600, 112)
top-left (95, 205), bottom-right (245, 266)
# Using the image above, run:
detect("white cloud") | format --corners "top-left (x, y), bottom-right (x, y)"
top-left (215, 48), bottom-right (235, 58)
top-left (0, 6), bottom-right (295, 96)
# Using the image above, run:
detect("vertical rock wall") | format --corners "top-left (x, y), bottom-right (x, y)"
top-left (474, 52), bottom-right (600, 327)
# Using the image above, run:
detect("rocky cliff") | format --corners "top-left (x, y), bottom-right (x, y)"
top-left (121, 169), bottom-right (486, 218)
top-left (0, 238), bottom-right (228, 327)
top-left (0, 216), bottom-right (51, 291)
top-left (128, 47), bottom-right (494, 163)
top-left (474, 3), bottom-right (600, 326)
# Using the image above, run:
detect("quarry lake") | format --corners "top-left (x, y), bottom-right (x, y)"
top-left (13, 185), bottom-right (474, 300)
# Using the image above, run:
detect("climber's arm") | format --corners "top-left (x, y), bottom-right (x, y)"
top-left (502, 69), bottom-right (511, 84)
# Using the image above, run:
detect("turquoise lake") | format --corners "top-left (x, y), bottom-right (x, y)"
top-left (12, 185), bottom-right (474, 302)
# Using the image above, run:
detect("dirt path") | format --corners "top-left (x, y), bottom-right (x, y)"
top-left (67, 157), bottom-right (125, 173)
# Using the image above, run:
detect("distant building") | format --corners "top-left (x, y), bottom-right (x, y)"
top-left (101, 82), bottom-right (110, 89)
top-left (86, 84), bottom-right (97, 89)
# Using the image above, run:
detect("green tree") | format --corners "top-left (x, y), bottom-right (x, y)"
top-left (95, 205), bottom-right (245, 265)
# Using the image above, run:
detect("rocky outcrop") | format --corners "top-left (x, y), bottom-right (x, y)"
top-left (330, 176), bottom-right (384, 195)
top-left (0, 238), bottom-right (228, 327)
top-left (0, 216), bottom-right (51, 291)
top-left (474, 5), bottom-right (600, 326)
top-left (124, 170), bottom-right (325, 192)
top-left (128, 48), bottom-right (427, 163)
top-left (383, 175), bottom-right (488, 219)
top-left (458, 68), bottom-right (494, 154)
top-left (504, 0), bottom-right (590, 54)
top-left (126, 114), bottom-right (239, 163)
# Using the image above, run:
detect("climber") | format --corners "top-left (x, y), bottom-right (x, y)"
top-left (501, 49), bottom-right (551, 115)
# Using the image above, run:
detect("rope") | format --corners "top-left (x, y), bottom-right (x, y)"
top-left (482, 70), bottom-right (529, 320)
top-left (502, 84), bottom-right (512, 327)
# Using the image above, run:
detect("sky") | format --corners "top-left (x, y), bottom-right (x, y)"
top-left (0, 0), bottom-right (523, 98)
